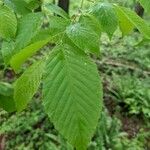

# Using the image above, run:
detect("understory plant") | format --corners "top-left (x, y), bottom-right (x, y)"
top-left (0, 0), bottom-right (150, 149)
top-left (111, 74), bottom-right (150, 118)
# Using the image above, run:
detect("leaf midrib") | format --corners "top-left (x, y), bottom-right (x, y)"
top-left (61, 48), bottom-right (85, 146)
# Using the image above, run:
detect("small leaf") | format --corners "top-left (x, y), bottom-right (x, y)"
top-left (14, 60), bottom-right (45, 111)
top-left (43, 44), bottom-right (103, 150)
top-left (66, 23), bottom-right (100, 54)
top-left (0, 5), bottom-right (17, 39)
top-left (90, 2), bottom-right (118, 38)
top-left (14, 12), bottom-right (43, 53)
top-left (114, 5), bottom-right (134, 36)
top-left (114, 5), bottom-right (150, 39)
top-left (43, 3), bottom-right (69, 19)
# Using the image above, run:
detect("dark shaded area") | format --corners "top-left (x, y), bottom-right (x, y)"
top-left (135, 2), bottom-right (144, 17)
top-left (58, 0), bottom-right (70, 13)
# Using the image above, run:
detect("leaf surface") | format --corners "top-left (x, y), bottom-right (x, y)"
top-left (10, 18), bottom-right (69, 72)
top-left (14, 12), bottom-right (43, 53)
top-left (43, 44), bottom-right (102, 150)
top-left (0, 95), bottom-right (16, 112)
top-left (66, 23), bottom-right (100, 54)
top-left (14, 60), bottom-right (45, 111)
top-left (6, 0), bottom-right (31, 15)
top-left (1, 40), bottom-right (15, 64)
top-left (79, 14), bottom-right (101, 35)
top-left (10, 39), bottom-right (50, 72)
top-left (114, 5), bottom-right (150, 38)
top-left (90, 2), bottom-right (118, 38)
top-left (114, 5), bottom-right (134, 36)
top-left (0, 5), bottom-right (17, 39)
top-left (0, 82), bottom-right (16, 112)
top-left (0, 82), bottom-right (13, 96)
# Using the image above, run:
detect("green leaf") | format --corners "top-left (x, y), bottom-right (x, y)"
top-left (43, 3), bottom-right (69, 19)
top-left (14, 12), bottom-right (43, 53)
top-left (90, 2), bottom-right (118, 38)
top-left (79, 15), bottom-right (101, 35)
top-left (43, 44), bottom-right (102, 150)
top-left (10, 19), bottom-right (69, 72)
top-left (0, 95), bottom-right (16, 112)
top-left (114, 5), bottom-right (134, 36)
top-left (66, 23), bottom-right (100, 55)
top-left (139, 0), bottom-right (150, 13)
top-left (0, 5), bottom-right (17, 39)
top-left (26, 0), bottom-right (40, 10)
top-left (114, 5), bottom-right (150, 39)
top-left (10, 38), bottom-right (50, 72)
top-left (1, 40), bottom-right (15, 64)
top-left (49, 16), bottom-right (70, 32)
top-left (31, 16), bottom-right (70, 43)
top-left (0, 82), bottom-right (13, 96)
top-left (14, 60), bottom-right (45, 111)
top-left (6, 0), bottom-right (31, 15)
top-left (0, 82), bottom-right (16, 112)
top-left (48, 16), bottom-right (71, 42)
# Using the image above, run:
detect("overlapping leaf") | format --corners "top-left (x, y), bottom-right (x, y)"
top-left (14, 60), bottom-right (45, 111)
top-left (114, 5), bottom-right (150, 39)
top-left (79, 15), bottom-right (101, 35)
top-left (14, 12), bottom-right (43, 53)
top-left (0, 5), bottom-right (17, 39)
top-left (114, 5), bottom-right (134, 36)
top-left (66, 23), bottom-right (100, 54)
top-left (10, 17), bottom-right (70, 71)
top-left (0, 82), bottom-right (16, 112)
top-left (90, 2), bottom-right (118, 38)
top-left (43, 44), bottom-right (102, 150)
top-left (10, 39), bottom-right (50, 72)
